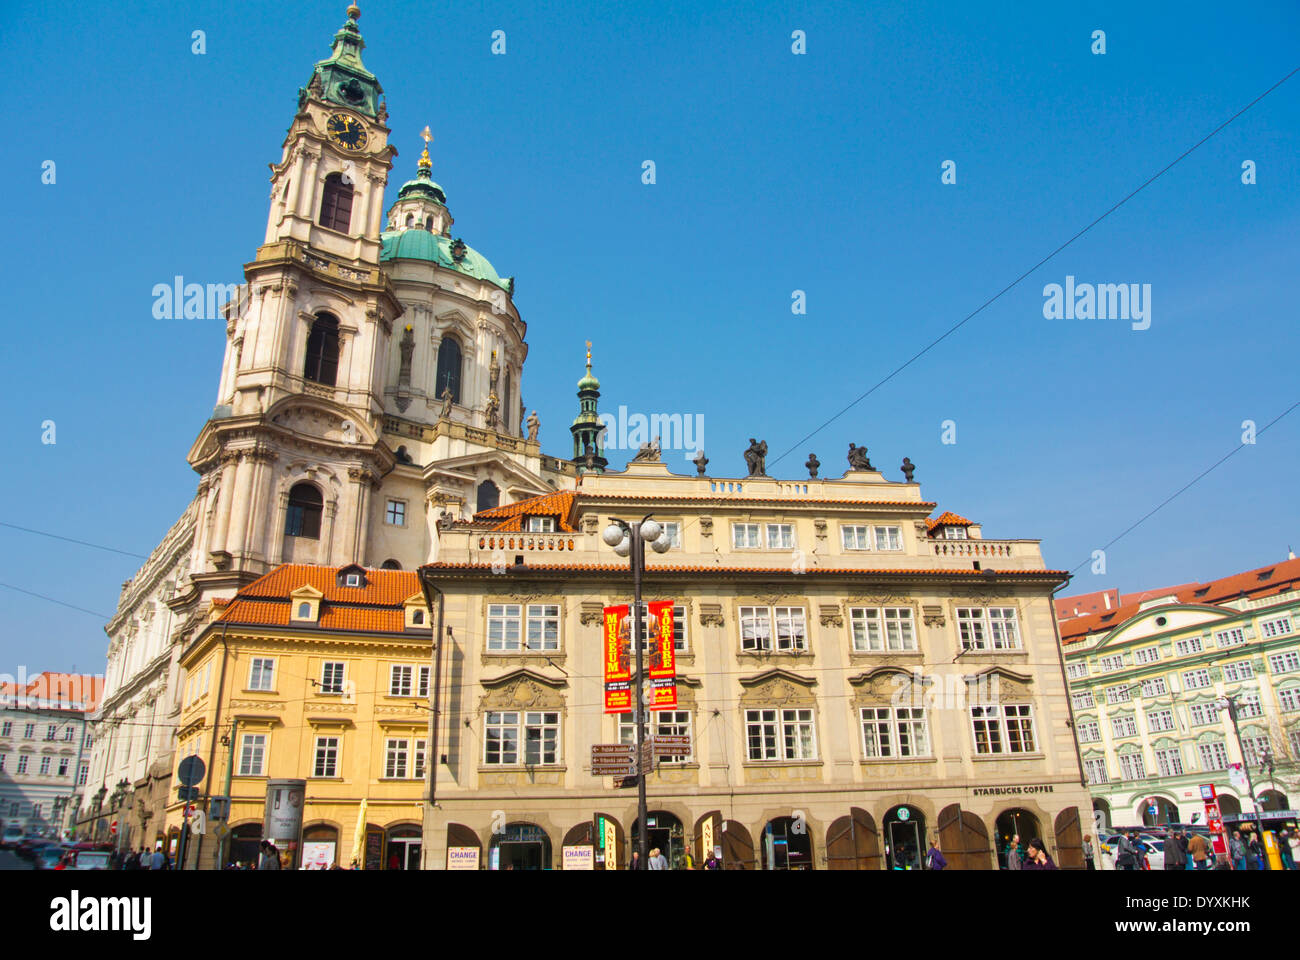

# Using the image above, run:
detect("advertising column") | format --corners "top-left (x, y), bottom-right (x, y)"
top-left (264, 779), bottom-right (307, 870)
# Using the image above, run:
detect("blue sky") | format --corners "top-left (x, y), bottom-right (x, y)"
top-left (1, 0), bottom-right (1297, 672)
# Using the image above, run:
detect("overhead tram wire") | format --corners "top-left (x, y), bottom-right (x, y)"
top-left (1065, 398), bottom-right (1300, 577)
top-left (0, 520), bottom-right (150, 559)
top-left (768, 63), bottom-right (1300, 468)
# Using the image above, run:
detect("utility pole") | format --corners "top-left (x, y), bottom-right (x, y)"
top-left (1218, 694), bottom-right (1267, 868)
top-left (216, 717), bottom-right (239, 868)
top-left (602, 515), bottom-right (673, 867)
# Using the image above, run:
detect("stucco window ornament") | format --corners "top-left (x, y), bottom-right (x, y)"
top-left (819, 604), bottom-right (843, 628)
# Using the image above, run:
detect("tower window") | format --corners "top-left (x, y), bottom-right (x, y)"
top-left (435, 336), bottom-right (462, 404)
top-left (477, 479), bottom-right (500, 512)
top-left (319, 172), bottom-right (354, 233)
top-left (285, 483), bottom-right (324, 539)
top-left (425, 216), bottom-right (433, 232)
top-left (304, 313), bottom-right (340, 386)
top-left (405, 214), bottom-right (414, 228)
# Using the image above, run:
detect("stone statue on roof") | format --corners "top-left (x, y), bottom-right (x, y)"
top-left (744, 438), bottom-right (768, 477)
top-left (847, 443), bottom-right (872, 471)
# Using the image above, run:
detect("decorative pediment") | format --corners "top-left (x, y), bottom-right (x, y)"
top-left (738, 668), bottom-right (817, 706)
top-left (963, 666), bottom-right (1034, 702)
top-left (478, 668), bottom-right (568, 712)
top-left (846, 594), bottom-right (910, 606)
top-left (290, 584), bottom-right (325, 599)
top-left (848, 665), bottom-right (926, 703)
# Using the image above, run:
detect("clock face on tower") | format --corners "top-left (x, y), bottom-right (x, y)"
top-left (326, 113), bottom-right (368, 151)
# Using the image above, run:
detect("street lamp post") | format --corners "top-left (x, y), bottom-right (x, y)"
top-left (1216, 694), bottom-right (1267, 867)
top-left (110, 777), bottom-right (130, 854)
top-left (603, 514), bottom-right (673, 868)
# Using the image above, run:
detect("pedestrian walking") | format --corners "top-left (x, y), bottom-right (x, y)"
top-left (1229, 829), bottom-right (1247, 871)
top-left (629, 849), bottom-right (646, 870)
top-left (926, 837), bottom-right (947, 871)
top-left (649, 846), bottom-right (668, 870)
top-left (1004, 834), bottom-right (1022, 870)
top-left (1021, 838), bottom-right (1058, 870)
top-left (259, 840), bottom-right (281, 870)
top-left (1115, 832), bottom-right (1139, 871)
top-left (1163, 830), bottom-right (1187, 870)
top-left (680, 848), bottom-right (695, 870)
top-left (1082, 834), bottom-right (1095, 871)
top-left (1246, 830), bottom-right (1264, 871)
top-left (149, 846), bottom-right (166, 870)
top-left (1280, 830), bottom-right (1297, 871)
top-left (1186, 831), bottom-right (1210, 870)
top-left (703, 852), bottom-right (721, 870)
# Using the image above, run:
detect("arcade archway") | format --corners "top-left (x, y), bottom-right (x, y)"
top-left (761, 816), bottom-right (815, 870)
top-left (882, 805), bottom-right (927, 870)
top-left (995, 808), bottom-right (1042, 868)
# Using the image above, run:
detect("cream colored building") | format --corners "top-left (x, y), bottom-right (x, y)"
top-left (419, 459), bottom-right (1093, 869)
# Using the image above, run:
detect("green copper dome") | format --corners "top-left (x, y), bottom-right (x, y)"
top-left (577, 369), bottom-right (600, 392)
top-left (301, 5), bottom-right (383, 119)
top-left (380, 229), bottom-right (511, 291)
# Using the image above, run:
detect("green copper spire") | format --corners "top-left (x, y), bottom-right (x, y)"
top-left (571, 341), bottom-right (607, 474)
top-left (301, 4), bottom-right (384, 119)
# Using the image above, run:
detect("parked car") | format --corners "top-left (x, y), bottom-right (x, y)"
top-left (65, 849), bottom-right (112, 870)
top-left (1, 824), bottom-right (24, 849)
top-left (16, 837), bottom-right (56, 860)
top-left (1139, 839), bottom-right (1165, 870)
top-left (34, 844), bottom-right (73, 870)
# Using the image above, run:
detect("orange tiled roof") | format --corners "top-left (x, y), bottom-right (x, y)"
top-left (423, 561), bottom-right (1066, 578)
top-left (475, 491), bottom-right (578, 531)
top-left (1059, 556), bottom-right (1300, 643)
top-left (215, 564), bottom-right (422, 635)
top-left (926, 511), bottom-right (973, 532)
top-left (233, 564), bottom-right (419, 604)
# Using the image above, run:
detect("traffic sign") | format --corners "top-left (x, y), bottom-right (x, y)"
top-left (592, 744), bottom-right (634, 757)
top-left (110, 820), bottom-right (118, 835)
top-left (177, 786), bottom-right (199, 802)
top-left (593, 764), bottom-right (635, 777)
top-left (209, 796), bottom-right (230, 821)
top-left (177, 755), bottom-right (206, 787)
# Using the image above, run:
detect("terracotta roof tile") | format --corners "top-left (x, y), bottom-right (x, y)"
top-left (926, 511), bottom-right (973, 532)
top-left (233, 564), bottom-right (419, 605)
top-left (1059, 556), bottom-right (1300, 643)
top-left (475, 491), bottom-right (578, 531)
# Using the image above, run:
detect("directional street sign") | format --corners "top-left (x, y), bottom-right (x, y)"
top-left (651, 735), bottom-right (691, 757)
top-left (592, 744), bottom-right (634, 757)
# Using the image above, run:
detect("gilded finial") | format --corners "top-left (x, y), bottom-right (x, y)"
top-left (347, 4), bottom-right (361, 21)
top-left (585, 339), bottom-right (592, 367)
top-left (418, 126), bottom-right (433, 173)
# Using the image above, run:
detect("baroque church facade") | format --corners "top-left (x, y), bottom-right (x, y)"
top-left (77, 5), bottom-right (586, 841)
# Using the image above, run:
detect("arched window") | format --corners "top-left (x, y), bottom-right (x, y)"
top-left (285, 483), bottom-right (324, 539)
top-left (380, 559), bottom-right (401, 570)
top-left (412, 610), bottom-right (425, 624)
top-left (304, 313), bottom-right (340, 386)
top-left (319, 173), bottom-right (354, 233)
top-left (405, 214), bottom-right (414, 228)
top-left (477, 479), bottom-right (500, 512)
top-left (297, 602), bottom-right (312, 619)
top-left (424, 216), bottom-right (433, 232)
top-left (502, 368), bottom-right (512, 432)
top-left (435, 336), bottom-right (462, 404)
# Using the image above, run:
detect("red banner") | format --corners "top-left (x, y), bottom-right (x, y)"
top-left (646, 600), bottom-right (677, 711)
top-left (603, 604), bottom-right (631, 713)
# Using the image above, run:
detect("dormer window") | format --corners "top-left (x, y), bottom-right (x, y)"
top-left (336, 564), bottom-right (368, 589)
top-left (527, 517), bottom-right (556, 533)
top-left (941, 527), bottom-right (968, 540)
top-left (297, 602), bottom-right (312, 619)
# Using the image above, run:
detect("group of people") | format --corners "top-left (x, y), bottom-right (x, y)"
top-left (627, 846), bottom-right (722, 869)
top-left (996, 834), bottom-right (1059, 871)
top-left (107, 846), bottom-right (171, 870)
top-left (1105, 824), bottom-right (1299, 870)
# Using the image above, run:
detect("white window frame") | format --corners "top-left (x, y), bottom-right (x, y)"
top-left (1134, 647), bottom-right (1161, 665)
top-left (527, 516), bottom-right (556, 533)
top-left (1197, 741), bottom-right (1228, 771)
top-left (1189, 702), bottom-right (1221, 726)
top-left (1066, 662), bottom-right (1089, 680)
top-left (389, 664), bottom-right (413, 697)
top-left (1110, 715), bottom-right (1138, 738)
top-left (1259, 616), bottom-right (1293, 639)
top-left (859, 706), bottom-right (930, 758)
top-left (1072, 690), bottom-right (1095, 709)
top-left (1278, 687), bottom-right (1300, 712)
top-left (1098, 654), bottom-right (1125, 673)
top-left (1084, 757), bottom-right (1109, 784)
top-left (849, 606), bottom-right (917, 652)
top-left (238, 733), bottom-right (267, 777)
top-left (840, 525), bottom-right (871, 550)
top-left (970, 703), bottom-right (1037, 755)
top-left (313, 736), bottom-right (340, 778)
top-left (661, 522), bottom-right (682, 548)
top-left (248, 657), bottom-right (275, 692)
top-left (619, 710), bottom-right (694, 763)
top-left (1268, 651), bottom-right (1300, 674)
top-left (1222, 660), bottom-right (1254, 682)
top-left (1118, 752), bottom-right (1147, 780)
top-left (385, 738), bottom-right (410, 779)
top-left (745, 708), bottom-right (817, 761)
top-left (1146, 708), bottom-right (1175, 732)
top-left (1182, 668), bottom-right (1212, 690)
top-left (483, 710), bottom-right (560, 766)
top-left (765, 523), bottom-right (796, 550)
top-left (1139, 677), bottom-right (1168, 697)
top-left (320, 661), bottom-right (345, 694)
top-left (732, 523), bottom-right (761, 549)
top-left (1076, 719), bottom-right (1101, 743)
top-left (957, 607), bottom-right (1022, 651)
top-left (1155, 746), bottom-right (1184, 777)
top-left (739, 605), bottom-right (808, 652)
top-left (1174, 636), bottom-right (1204, 656)
top-left (1104, 685), bottom-right (1131, 705)
top-left (1214, 627), bottom-right (1247, 648)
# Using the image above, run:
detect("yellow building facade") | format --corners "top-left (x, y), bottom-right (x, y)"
top-left (170, 564), bottom-right (432, 869)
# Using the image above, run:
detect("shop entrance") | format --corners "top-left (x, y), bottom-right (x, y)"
top-left (631, 811), bottom-right (686, 869)
top-left (995, 808), bottom-right (1042, 867)
top-left (491, 822), bottom-right (552, 870)
top-left (762, 816), bottom-right (815, 869)
top-left (883, 805), bottom-right (926, 870)
top-left (386, 827), bottom-right (422, 870)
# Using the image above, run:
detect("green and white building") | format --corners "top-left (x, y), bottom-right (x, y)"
top-left (1058, 557), bottom-right (1300, 828)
